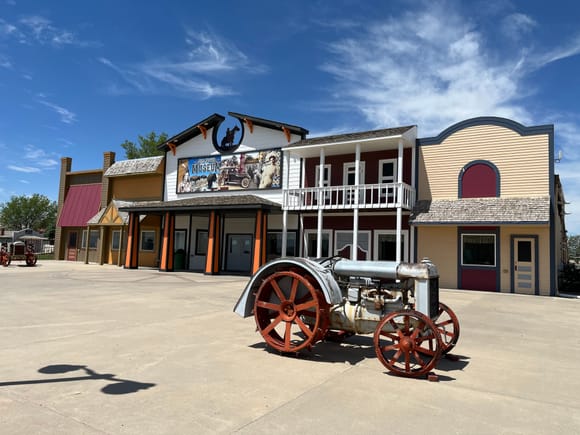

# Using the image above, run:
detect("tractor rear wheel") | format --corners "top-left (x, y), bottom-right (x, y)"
top-left (374, 310), bottom-right (442, 378)
top-left (254, 270), bottom-right (329, 353)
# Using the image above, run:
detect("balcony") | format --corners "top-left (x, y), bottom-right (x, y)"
top-left (283, 183), bottom-right (416, 211)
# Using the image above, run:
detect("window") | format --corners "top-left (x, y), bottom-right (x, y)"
top-left (462, 234), bottom-right (496, 266)
top-left (111, 230), bottom-right (121, 251)
top-left (314, 164), bottom-right (331, 187)
top-left (343, 162), bottom-right (365, 185)
top-left (343, 162), bottom-right (365, 203)
top-left (140, 231), bottom-right (155, 252)
top-left (196, 230), bottom-right (208, 255)
top-left (459, 161), bottom-right (499, 198)
top-left (266, 232), bottom-right (297, 260)
top-left (374, 230), bottom-right (408, 262)
top-left (379, 159), bottom-right (397, 184)
top-left (315, 164), bottom-right (331, 202)
top-left (305, 231), bottom-right (331, 258)
top-left (379, 159), bottom-right (398, 200)
top-left (174, 229), bottom-right (187, 251)
top-left (81, 230), bottom-right (99, 249)
top-left (334, 230), bottom-right (370, 260)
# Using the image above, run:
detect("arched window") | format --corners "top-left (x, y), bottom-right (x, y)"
top-left (459, 161), bottom-right (500, 198)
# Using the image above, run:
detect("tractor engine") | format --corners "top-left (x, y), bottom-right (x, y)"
top-left (327, 277), bottom-right (406, 335)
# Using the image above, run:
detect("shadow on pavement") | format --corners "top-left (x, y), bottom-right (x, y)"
top-left (0, 364), bottom-right (155, 395)
top-left (250, 335), bottom-right (470, 381)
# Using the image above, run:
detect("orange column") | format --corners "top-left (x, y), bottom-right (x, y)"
top-left (159, 212), bottom-right (175, 272)
top-left (252, 210), bottom-right (267, 274)
top-left (205, 211), bottom-right (220, 274)
top-left (124, 212), bottom-right (140, 269)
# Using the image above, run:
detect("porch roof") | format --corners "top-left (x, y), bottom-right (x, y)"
top-left (410, 196), bottom-right (551, 225)
top-left (283, 126), bottom-right (417, 158)
top-left (118, 194), bottom-right (281, 213)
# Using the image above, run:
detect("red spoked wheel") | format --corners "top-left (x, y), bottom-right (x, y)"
top-left (1, 254), bottom-right (10, 267)
top-left (374, 310), bottom-right (442, 378)
top-left (434, 303), bottom-right (460, 354)
top-left (25, 255), bottom-right (37, 266)
top-left (254, 270), bottom-right (329, 353)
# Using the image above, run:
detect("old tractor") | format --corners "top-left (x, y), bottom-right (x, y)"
top-left (234, 256), bottom-right (459, 378)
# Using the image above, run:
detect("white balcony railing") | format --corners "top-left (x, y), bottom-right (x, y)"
top-left (283, 183), bottom-right (416, 211)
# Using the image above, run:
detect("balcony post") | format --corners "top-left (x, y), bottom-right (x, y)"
top-left (282, 151), bottom-right (290, 257)
top-left (352, 143), bottom-right (360, 260)
top-left (396, 139), bottom-right (403, 263)
top-left (317, 148), bottom-right (325, 258)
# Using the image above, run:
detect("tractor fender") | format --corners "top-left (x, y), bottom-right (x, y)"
top-left (233, 257), bottom-right (343, 318)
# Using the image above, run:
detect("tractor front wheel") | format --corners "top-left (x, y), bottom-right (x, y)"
top-left (374, 310), bottom-right (442, 378)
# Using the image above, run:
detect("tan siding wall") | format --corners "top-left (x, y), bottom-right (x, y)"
top-left (419, 125), bottom-right (550, 200)
top-left (416, 226), bottom-right (457, 289)
top-left (111, 175), bottom-right (163, 201)
top-left (418, 225), bottom-right (552, 294)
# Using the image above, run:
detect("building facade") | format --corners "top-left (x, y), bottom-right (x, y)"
top-left (412, 117), bottom-right (566, 295)
top-left (56, 114), bottom-right (567, 295)
top-left (55, 152), bottom-right (165, 267)
top-left (121, 112), bottom-right (308, 274)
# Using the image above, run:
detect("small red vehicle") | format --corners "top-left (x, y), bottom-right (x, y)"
top-left (1, 241), bottom-right (38, 267)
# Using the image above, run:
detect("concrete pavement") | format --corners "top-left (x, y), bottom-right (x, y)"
top-left (1, 261), bottom-right (579, 434)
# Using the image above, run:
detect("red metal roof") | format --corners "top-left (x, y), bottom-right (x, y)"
top-left (58, 184), bottom-right (102, 227)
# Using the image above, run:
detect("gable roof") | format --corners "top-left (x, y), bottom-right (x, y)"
top-left (57, 184), bottom-right (102, 227)
top-left (87, 200), bottom-right (135, 225)
top-left (158, 112), bottom-right (309, 152)
top-left (104, 156), bottom-right (164, 177)
top-left (418, 117), bottom-right (554, 146)
top-left (410, 197), bottom-right (551, 225)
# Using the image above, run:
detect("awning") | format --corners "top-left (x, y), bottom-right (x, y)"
top-left (57, 184), bottom-right (102, 227)
top-left (118, 194), bottom-right (281, 213)
top-left (410, 196), bottom-right (550, 225)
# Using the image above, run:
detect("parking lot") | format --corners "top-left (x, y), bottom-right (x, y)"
top-left (1, 261), bottom-right (579, 434)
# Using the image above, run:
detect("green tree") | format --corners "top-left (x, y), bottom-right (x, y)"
top-left (568, 235), bottom-right (580, 258)
top-left (0, 194), bottom-right (57, 233)
top-left (121, 131), bottom-right (168, 159)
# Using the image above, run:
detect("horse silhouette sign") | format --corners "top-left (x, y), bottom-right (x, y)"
top-left (212, 117), bottom-right (244, 153)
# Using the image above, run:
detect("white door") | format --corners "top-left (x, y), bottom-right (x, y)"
top-left (514, 237), bottom-right (535, 294)
top-left (226, 234), bottom-right (252, 272)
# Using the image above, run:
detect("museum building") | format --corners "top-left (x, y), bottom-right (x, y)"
top-left (54, 113), bottom-right (568, 295)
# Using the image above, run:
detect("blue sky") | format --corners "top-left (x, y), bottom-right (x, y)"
top-left (1, 0), bottom-right (580, 233)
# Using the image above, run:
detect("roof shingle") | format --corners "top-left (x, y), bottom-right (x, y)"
top-left (410, 197), bottom-right (550, 225)
top-left (104, 156), bottom-right (164, 177)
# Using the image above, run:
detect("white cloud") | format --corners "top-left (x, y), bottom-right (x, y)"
top-left (7, 165), bottom-right (41, 173)
top-left (98, 29), bottom-right (265, 99)
top-left (317, 2), bottom-right (580, 233)
top-left (320, 4), bottom-right (530, 135)
top-left (0, 15), bottom-right (97, 48)
top-left (501, 13), bottom-right (537, 40)
top-left (531, 34), bottom-right (580, 70)
top-left (0, 53), bottom-right (11, 68)
top-left (38, 100), bottom-right (76, 124)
